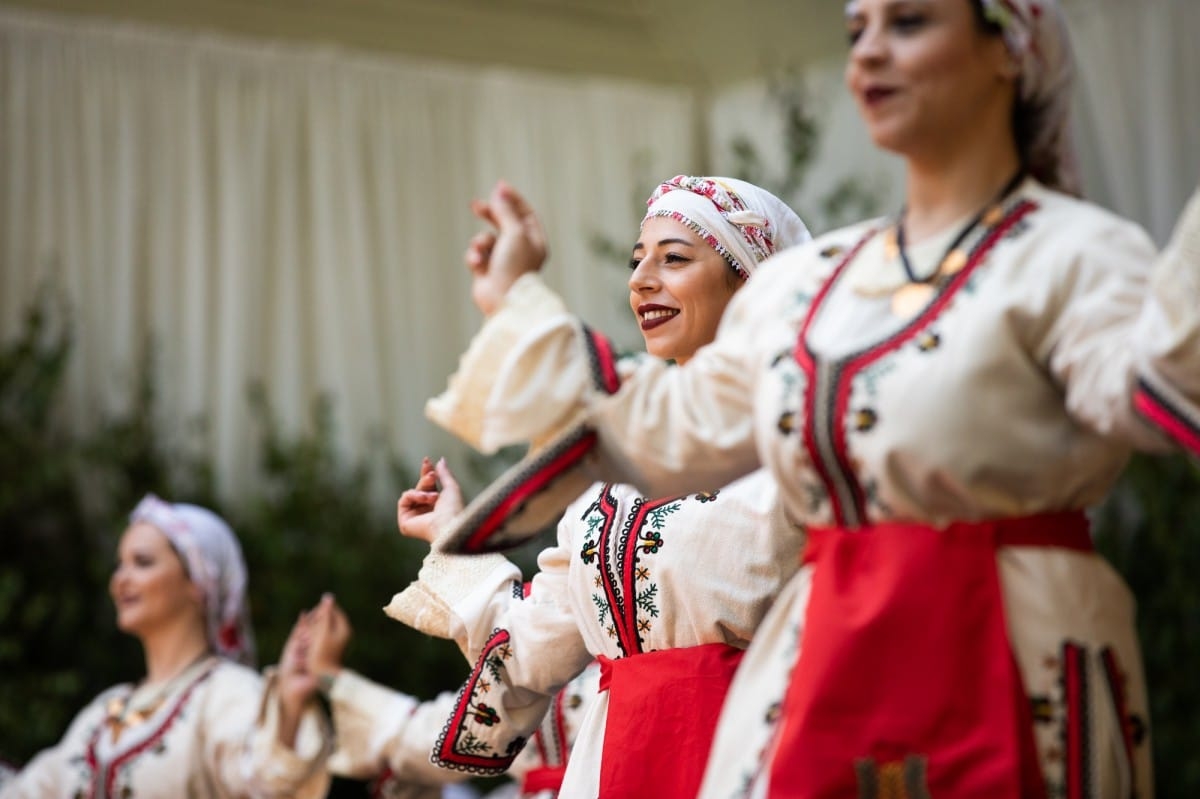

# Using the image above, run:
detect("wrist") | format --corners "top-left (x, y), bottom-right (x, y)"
top-left (316, 669), bottom-right (341, 696)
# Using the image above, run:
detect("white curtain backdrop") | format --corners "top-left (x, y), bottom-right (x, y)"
top-left (0, 7), bottom-right (698, 500)
top-left (3, 1), bottom-right (1196, 502)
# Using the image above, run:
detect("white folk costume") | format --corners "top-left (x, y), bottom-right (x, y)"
top-left (425, 93), bottom-right (1200, 799)
top-left (1, 496), bottom-right (330, 799)
top-left (0, 658), bottom-right (329, 799)
top-left (504, 658), bottom-right (601, 799)
top-left (428, 176), bottom-right (1200, 796)
top-left (319, 672), bottom-right (460, 799)
top-left (322, 662), bottom-right (598, 799)
top-left (389, 177), bottom-right (812, 799)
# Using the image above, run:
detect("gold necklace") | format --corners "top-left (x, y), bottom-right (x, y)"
top-left (885, 171), bottom-right (1024, 319)
top-left (105, 652), bottom-right (211, 742)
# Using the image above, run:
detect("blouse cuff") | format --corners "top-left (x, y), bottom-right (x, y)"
top-left (385, 551), bottom-right (518, 640)
top-left (325, 669), bottom-right (419, 778)
top-left (425, 273), bottom-right (569, 452)
top-left (253, 672), bottom-right (333, 791)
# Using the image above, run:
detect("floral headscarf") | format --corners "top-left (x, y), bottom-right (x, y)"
top-left (129, 494), bottom-right (255, 665)
top-left (642, 176), bottom-right (812, 280)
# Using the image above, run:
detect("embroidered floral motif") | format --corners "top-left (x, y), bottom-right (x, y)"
top-left (468, 702), bottom-right (500, 726)
top-left (435, 629), bottom-right (527, 775)
top-left (777, 410), bottom-right (797, 435)
top-left (853, 408), bottom-right (878, 432)
top-left (637, 530), bottom-right (664, 554)
top-left (581, 487), bottom-right (684, 654)
top-left (916, 330), bottom-right (941, 352)
top-left (694, 490), bottom-right (720, 503)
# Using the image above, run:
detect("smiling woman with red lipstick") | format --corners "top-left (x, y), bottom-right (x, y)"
top-left (389, 175), bottom-right (811, 799)
top-left (1, 495), bottom-right (331, 798)
top-left (416, 0), bottom-right (1200, 796)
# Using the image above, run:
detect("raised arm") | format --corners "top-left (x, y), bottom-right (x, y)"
top-left (428, 183), bottom-right (766, 498)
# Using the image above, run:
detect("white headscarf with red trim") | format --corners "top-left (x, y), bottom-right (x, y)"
top-left (642, 176), bottom-right (812, 280)
top-left (129, 494), bottom-right (256, 666)
top-left (977, 0), bottom-right (1077, 192)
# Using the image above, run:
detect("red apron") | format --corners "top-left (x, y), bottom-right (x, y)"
top-left (767, 511), bottom-right (1092, 798)
top-left (520, 765), bottom-right (567, 795)
top-left (597, 642), bottom-right (745, 799)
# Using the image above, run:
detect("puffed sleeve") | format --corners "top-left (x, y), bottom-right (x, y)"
top-left (0, 690), bottom-right (114, 798)
top-left (1035, 188), bottom-right (1200, 455)
top-left (427, 269), bottom-right (769, 498)
top-left (384, 505), bottom-right (593, 777)
top-left (324, 671), bottom-right (464, 786)
top-left (210, 665), bottom-right (331, 799)
top-left (1129, 187), bottom-right (1200, 455)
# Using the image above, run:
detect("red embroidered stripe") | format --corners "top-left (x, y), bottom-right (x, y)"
top-left (583, 325), bottom-right (621, 395)
top-left (435, 629), bottom-right (522, 775)
top-left (614, 495), bottom-right (680, 653)
top-left (1063, 642), bottom-right (1092, 799)
top-left (1099, 647), bottom-right (1136, 797)
top-left (463, 430), bottom-right (598, 553)
top-left (1133, 378), bottom-right (1200, 456)
top-left (86, 662), bottom-right (216, 799)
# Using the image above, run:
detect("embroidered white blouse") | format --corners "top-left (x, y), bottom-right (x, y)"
top-left (386, 470), bottom-right (800, 799)
top-left (0, 658), bottom-right (330, 799)
top-left (424, 180), bottom-right (1200, 798)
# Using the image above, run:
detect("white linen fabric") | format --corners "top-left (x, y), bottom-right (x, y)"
top-left (0, 658), bottom-right (330, 799)
top-left (426, 179), bottom-right (1200, 797)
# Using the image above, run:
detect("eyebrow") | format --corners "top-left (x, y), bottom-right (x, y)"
top-left (631, 238), bottom-right (695, 253)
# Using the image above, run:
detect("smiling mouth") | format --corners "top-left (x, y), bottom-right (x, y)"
top-left (640, 308), bottom-right (679, 330)
top-left (863, 87), bottom-right (896, 106)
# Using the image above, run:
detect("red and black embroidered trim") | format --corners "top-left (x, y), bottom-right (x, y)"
top-left (582, 324), bottom-right (621, 395)
top-left (443, 423), bottom-right (599, 554)
top-left (1133, 375), bottom-right (1200, 456)
top-left (1062, 641), bottom-right (1093, 799)
top-left (85, 661), bottom-right (217, 799)
top-left (434, 629), bottom-right (527, 776)
top-left (794, 198), bottom-right (1038, 527)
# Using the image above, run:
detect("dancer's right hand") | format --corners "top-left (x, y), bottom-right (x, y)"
top-left (397, 456), bottom-right (465, 544)
top-left (465, 180), bottom-right (547, 317)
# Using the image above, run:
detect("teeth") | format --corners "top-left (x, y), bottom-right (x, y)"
top-left (642, 309), bottom-right (678, 320)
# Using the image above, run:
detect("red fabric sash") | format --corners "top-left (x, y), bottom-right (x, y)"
top-left (767, 511), bottom-right (1091, 798)
top-left (520, 765), bottom-right (567, 794)
top-left (597, 643), bottom-right (745, 799)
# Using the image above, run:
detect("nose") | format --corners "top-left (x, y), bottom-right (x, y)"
top-left (848, 20), bottom-right (887, 68)
top-left (628, 258), bottom-right (660, 293)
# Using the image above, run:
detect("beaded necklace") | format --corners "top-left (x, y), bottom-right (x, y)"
top-left (104, 651), bottom-right (212, 742)
top-left (884, 170), bottom-right (1025, 318)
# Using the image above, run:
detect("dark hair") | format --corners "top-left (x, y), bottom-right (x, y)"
top-left (968, 0), bottom-right (1064, 190)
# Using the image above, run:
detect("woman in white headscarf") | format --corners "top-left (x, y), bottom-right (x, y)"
top-left (0, 495), bottom-right (331, 799)
top-left (421, 0), bottom-right (1200, 795)
top-left (389, 175), bottom-right (812, 799)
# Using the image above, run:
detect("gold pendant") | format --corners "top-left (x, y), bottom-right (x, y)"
top-left (883, 228), bottom-right (899, 261)
top-left (891, 282), bottom-right (936, 319)
top-left (982, 204), bottom-right (1005, 227)
top-left (939, 248), bottom-right (968, 275)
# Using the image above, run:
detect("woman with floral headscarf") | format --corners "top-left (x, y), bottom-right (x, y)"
top-left (387, 175), bottom-right (812, 799)
top-left (0, 495), bottom-right (331, 799)
top-left (419, 0), bottom-right (1200, 795)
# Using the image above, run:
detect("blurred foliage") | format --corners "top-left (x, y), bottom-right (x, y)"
top-left (1093, 453), bottom-right (1200, 798)
top-left (0, 287), bottom-right (469, 797)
